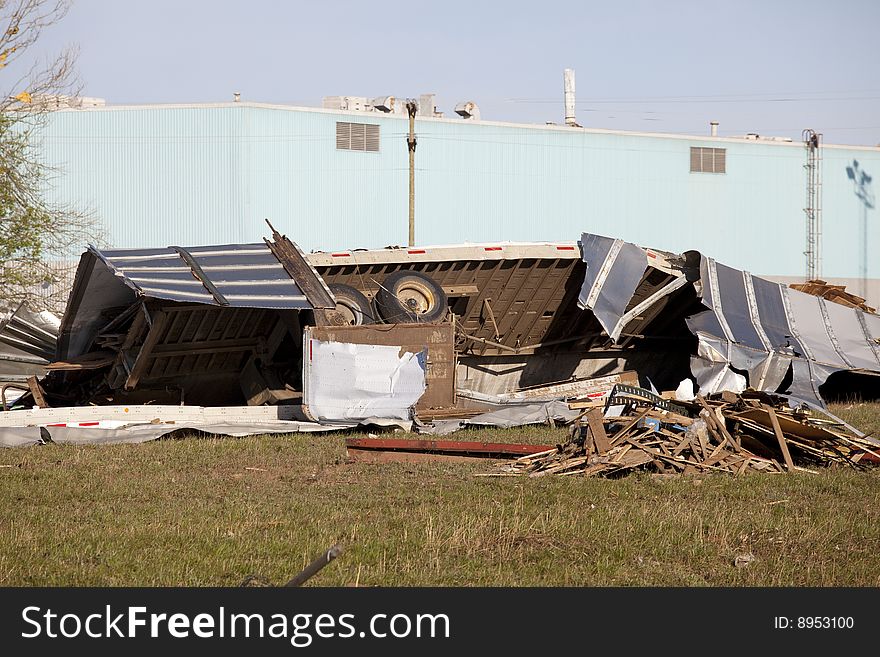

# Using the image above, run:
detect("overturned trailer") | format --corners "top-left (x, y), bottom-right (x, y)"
top-left (48, 226), bottom-right (336, 407)
top-left (18, 226), bottom-right (880, 428)
top-left (306, 240), bottom-right (695, 398)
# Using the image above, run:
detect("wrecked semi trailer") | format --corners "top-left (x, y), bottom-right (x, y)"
top-left (46, 227), bottom-right (336, 407)
top-left (18, 226), bottom-right (880, 425)
top-left (29, 230), bottom-right (697, 419)
top-left (307, 232), bottom-right (880, 407)
top-left (305, 240), bottom-right (697, 398)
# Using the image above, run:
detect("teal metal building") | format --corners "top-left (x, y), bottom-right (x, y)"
top-left (37, 101), bottom-right (880, 303)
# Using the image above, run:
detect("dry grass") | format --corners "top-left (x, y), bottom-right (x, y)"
top-left (0, 403), bottom-right (878, 586)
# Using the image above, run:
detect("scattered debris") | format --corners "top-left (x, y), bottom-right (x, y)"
top-left (493, 386), bottom-right (880, 478)
top-left (5, 228), bottom-right (880, 453)
top-left (790, 280), bottom-right (876, 313)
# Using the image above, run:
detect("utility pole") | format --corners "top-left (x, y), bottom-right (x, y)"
top-left (406, 99), bottom-right (418, 247)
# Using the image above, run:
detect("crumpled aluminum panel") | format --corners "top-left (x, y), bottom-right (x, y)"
top-left (689, 255), bottom-right (880, 403)
top-left (577, 233), bottom-right (649, 338)
top-left (576, 233), bottom-right (880, 404)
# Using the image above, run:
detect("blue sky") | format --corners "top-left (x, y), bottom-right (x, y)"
top-left (10, 0), bottom-right (880, 145)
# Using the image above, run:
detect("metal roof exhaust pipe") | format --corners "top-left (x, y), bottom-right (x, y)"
top-left (564, 68), bottom-right (578, 127)
top-left (710, 121), bottom-right (719, 137)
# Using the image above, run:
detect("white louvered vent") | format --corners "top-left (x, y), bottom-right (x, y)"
top-left (336, 122), bottom-right (380, 152)
top-left (690, 146), bottom-right (726, 173)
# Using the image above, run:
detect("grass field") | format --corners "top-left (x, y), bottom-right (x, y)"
top-left (1, 404), bottom-right (879, 586)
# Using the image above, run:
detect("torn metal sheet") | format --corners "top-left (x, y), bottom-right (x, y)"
top-left (302, 332), bottom-right (427, 422)
top-left (0, 403), bottom-right (306, 427)
top-left (577, 234), bottom-right (649, 339)
top-left (420, 400), bottom-right (579, 436)
top-left (686, 254), bottom-right (880, 403)
top-left (577, 233), bottom-right (880, 404)
top-left (0, 402), bottom-right (414, 447)
top-left (0, 303), bottom-right (59, 361)
top-left (0, 303), bottom-right (60, 387)
top-left (456, 370), bottom-right (639, 406)
top-left (0, 421), bottom-right (349, 448)
top-left (93, 243), bottom-right (326, 309)
top-left (58, 237), bottom-right (332, 361)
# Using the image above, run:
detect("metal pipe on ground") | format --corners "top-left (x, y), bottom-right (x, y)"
top-left (284, 544), bottom-right (344, 587)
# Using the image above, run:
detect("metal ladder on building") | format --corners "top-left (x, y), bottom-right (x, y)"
top-left (803, 129), bottom-right (822, 281)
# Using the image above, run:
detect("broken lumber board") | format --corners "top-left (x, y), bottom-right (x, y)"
top-left (27, 376), bottom-right (48, 409)
top-left (586, 408), bottom-right (611, 453)
top-left (697, 398), bottom-right (742, 453)
top-left (609, 409), bottom-right (651, 446)
top-left (763, 403), bottom-right (795, 471)
top-left (568, 400), bottom-right (605, 410)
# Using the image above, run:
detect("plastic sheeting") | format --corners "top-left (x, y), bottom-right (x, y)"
top-left (302, 338), bottom-right (427, 422)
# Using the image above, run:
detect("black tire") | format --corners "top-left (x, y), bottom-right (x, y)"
top-left (375, 271), bottom-right (448, 324)
top-left (328, 283), bottom-right (375, 326)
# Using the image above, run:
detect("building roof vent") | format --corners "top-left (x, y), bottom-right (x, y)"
top-left (454, 101), bottom-right (480, 120)
top-left (371, 96), bottom-right (396, 112)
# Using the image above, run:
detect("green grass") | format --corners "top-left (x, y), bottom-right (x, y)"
top-left (0, 404), bottom-right (878, 586)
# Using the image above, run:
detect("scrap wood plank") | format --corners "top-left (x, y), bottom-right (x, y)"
top-left (671, 435), bottom-right (692, 456)
top-left (610, 444), bottom-right (633, 463)
top-left (529, 456), bottom-right (592, 477)
top-left (695, 428), bottom-right (709, 460)
top-left (568, 400), bottom-right (606, 410)
top-left (609, 409), bottom-right (650, 446)
top-left (124, 310), bottom-right (169, 390)
top-left (763, 403), bottom-right (794, 471)
top-left (616, 449), bottom-right (653, 469)
top-left (26, 376), bottom-right (47, 408)
top-left (586, 408), bottom-right (611, 453)
top-left (626, 439), bottom-right (730, 473)
top-left (702, 443), bottom-right (733, 467)
top-left (835, 435), bottom-right (880, 461)
top-left (514, 447), bottom-right (558, 462)
top-left (697, 398), bottom-right (742, 453)
top-left (646, 408), bottom-right (694, 426)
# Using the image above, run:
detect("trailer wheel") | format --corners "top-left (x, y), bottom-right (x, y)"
top-left (375, 271), bottom-right (448, 323)
top-left (328, 284), bottom-right (375, 326)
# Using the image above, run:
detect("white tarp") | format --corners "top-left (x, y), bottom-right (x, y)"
top-left (302, 336), bottom-right (427, 422)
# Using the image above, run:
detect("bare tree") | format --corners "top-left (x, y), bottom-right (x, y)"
top-left (0, 0), bottom-right (101, 313)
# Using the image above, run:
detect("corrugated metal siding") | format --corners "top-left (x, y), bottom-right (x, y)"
top-left (95, 242), bottom-right (313, 309)
top-left (38, 105), bottom-right (880, 289)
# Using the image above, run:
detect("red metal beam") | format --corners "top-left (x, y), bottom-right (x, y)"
top-left (344, 437), bottom-right (554, 457)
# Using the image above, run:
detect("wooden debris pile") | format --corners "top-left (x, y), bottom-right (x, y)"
top-left (789, 279), bottom-right (876, 314)
top-left (497, 386), bottom-right (880, 478)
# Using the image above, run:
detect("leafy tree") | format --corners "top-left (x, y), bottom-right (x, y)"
top-left (0, 0), bottom-right (99, 312)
